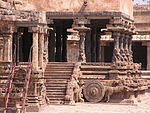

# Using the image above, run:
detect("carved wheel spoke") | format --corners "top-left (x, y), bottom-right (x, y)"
top-left (83, 81), bottom-right (105, 102)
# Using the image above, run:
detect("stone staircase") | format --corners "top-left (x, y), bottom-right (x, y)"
top-left (0, 63), bottom-right (27, 93)
top-left (44, 62), bottom-right (74, 104)
top-left (80, 63), bottom-right (112, 82)
top-left (0, 63), bottom-right (27, 112)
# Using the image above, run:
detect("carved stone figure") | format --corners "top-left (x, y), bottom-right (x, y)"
top-left (39, 83), bottom-right (49, 104)
top-left (65, 62), bottom-right (84, 104)
top-left (65, 78), bottom-right (84, 104)
top-left (104, 86), bottom-right (129, 102)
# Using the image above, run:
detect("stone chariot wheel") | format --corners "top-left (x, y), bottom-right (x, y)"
top-left (83, 81), bottom-right (105, 102)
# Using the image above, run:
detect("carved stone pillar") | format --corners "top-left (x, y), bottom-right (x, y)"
top-left (62, 27), bottom-right (67, 62)
top-left (78, 32), bottom-right (86, 62)
top-left (38, 33), bottom-right (44, 69)
top-left (120, 33), bottom-right (128, 62)
top-left (91, 27), bottom-right (97, 62)
top-left (112, 32), bottom-right (121, 63)
top-left (74, 25), bottom-right (90, 62)
top-left (13, 31), bottom-right (23, 64)
top-left (123, 34), bottom-right (128, 62)
top-left (124, 34), bottom-right (130, 62)
top-left (100, 45), bottom-right (104, 62)
top-left (85, 30), bottom-right (91, 62)
top-left (44, 34), bottom-right (48, 62)
top-left (96, 32), bottom-right (101, 62)
top-left (32, 32), bottom-right (39, 71)
top-left (19, 33), bottom-right (23, 62)
top-left (55, 25), bottom-right (62, 62)
top-left (147, 43), bottom-right (150, 70)
top-left (17, 32), bottom-right (23, 63)
top-left (128, 35), bottom-right (133, 62)
top-left (3, 34), bottom-right (12, 62)
top-left (48, 30), bottom-right (55, 62)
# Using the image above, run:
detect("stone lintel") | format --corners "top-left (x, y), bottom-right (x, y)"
top-left (28, 26), bottom-right (48, 34)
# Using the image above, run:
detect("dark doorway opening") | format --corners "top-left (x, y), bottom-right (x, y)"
top-left (48, 19), bottom-right (73, 62)
top-left (13, 27), bottom-right (33, 62)
top-left (104, 42), bottom-right (113, 62)
top-left (132, 42), bottom-right (147, 70)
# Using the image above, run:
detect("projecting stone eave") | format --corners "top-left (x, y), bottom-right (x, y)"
top-left (46, 11), bottom-right (133, 24)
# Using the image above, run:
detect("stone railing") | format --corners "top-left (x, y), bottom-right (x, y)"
top-left (65, 62), bottom-right (84, 104)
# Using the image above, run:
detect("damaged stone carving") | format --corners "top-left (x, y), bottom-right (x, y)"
top-left (65, 62), bottom-right (84, 104)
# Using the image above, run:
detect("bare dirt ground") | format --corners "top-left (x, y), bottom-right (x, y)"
top-left (27, 93), bottom-right (150, 113)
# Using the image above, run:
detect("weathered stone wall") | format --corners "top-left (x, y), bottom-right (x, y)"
top-left (134, 5), bottom-right (150, 32)
top-left (16, 0), bottom-right (133, 19)
top-left (120, 0), bottom-right (134, 19)
top-left (67, 41), bottom-right (79, 62)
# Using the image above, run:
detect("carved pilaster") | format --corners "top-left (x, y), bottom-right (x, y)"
top-left (123, 34), bottom-right (128, 62)
top-left (32, 32), bottom-right (39, 72)
top-left (55, 25), bottom-right (62, 62)
top-left (128, 35), bottom-right (133, 62)
top-left (38, 33), bottom-right (44, 69)
top-left (112, 32), bottom-right (121, 63)
top-left (124, 34), bottom-right (130, 63)
top-left (62, 27), bottom-right (67, 62)
top-left (120, 33), bottom-right (128, 63)
top-left (85, 30), bottom-right (91, 62)
top-left (3, 34), bottom-right (12, 62)
top-left (91, 27), bottom-right (96, 62)
top-left (96, 31), bottom-right (101, 62)
top-left (48, 29), bottom-right (55, 62)
top-left (78, 32), bottom-right (86, 62)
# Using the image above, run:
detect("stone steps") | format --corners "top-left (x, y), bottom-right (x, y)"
top-left (45, 68), bottom-right (73, 71)
top-left (45, 84), bottom-right (67, 88)
top-left (81, 71), bottom-right (108, 75)
top-left (80, 63), bottom-right (111, 81)
top-left (44, 71), bottom-right (72, 74)
top-left (44, 76), bottom-right (71, 79)
top-left (46, 92), bottom-right (65, 95)
top-left (44, 62), bottom-right (74, 104)
top-left (45, 79), bottom-right (68, 83)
